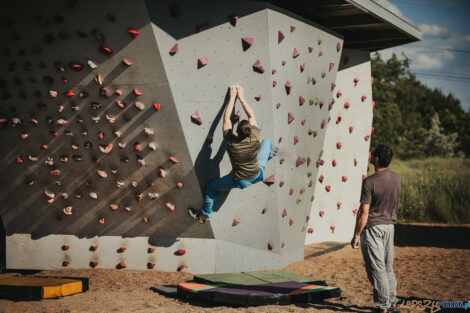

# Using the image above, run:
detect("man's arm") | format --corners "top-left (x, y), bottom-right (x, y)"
top-left (223, 86), bottom-right (237, 132)
top-left (236, 86), bottom-right (258, 127)
top-left (352, 203), bottom-right (370, 244)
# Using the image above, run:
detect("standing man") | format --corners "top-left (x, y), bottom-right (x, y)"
top-left (189, 86), bottom-right (277, 223)
top-left (351, 144), bottom-right (402, 313)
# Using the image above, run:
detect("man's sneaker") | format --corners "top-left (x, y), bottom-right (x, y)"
top-left (388, 303), bottom-right (400, 313)
top-left (188, 208), bottom-right (199, 220)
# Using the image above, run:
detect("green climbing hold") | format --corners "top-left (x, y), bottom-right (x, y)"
top-left (296, 198), bottom-right (301, 204)
top-left (318, 38), bottom-right (322, 45)
top-left (309, 99), bottom-right (314, 105)
top-left (302, 157), bottom-right (306, 163)
top-left (301, 225), bottom-right (306, 232)
top-left (311, 196), bottom-right (314, 202)
top-left (321, 71), bottom-right (326, 78)
top-left (315, 96), bottom-right (319, 105)
top-left (307, 77), bottom-right (312, 84)
top-left (319, 150), bottom-right (324, 158)
top-left (307, 171), bottom-right (312, 177)
top-left (313, 131), bottom-right (318, 137)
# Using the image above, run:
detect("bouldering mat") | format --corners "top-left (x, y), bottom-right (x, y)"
top-left (193, 271), bottom-right (326, 286)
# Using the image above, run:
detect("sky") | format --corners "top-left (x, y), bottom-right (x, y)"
top-left (373, 0), bottom-right (470, 112)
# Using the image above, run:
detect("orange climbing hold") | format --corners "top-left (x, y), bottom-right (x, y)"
top-left (133, 88), bottom-right (143, 96)
top-left (166, 203), bottom-right (175, 212)
top-left (122, 58), bottom-right (133, 66)
top-left (119, 261), bottom-right (127, 268)
top-left (169, 156), bottom-right (179, 163)
top-left (154, 103), bottom-right (161, 111)
top-left (177, 265), bottom-right (187, 272)
top-left (128, 28), bottom-right (139, 39)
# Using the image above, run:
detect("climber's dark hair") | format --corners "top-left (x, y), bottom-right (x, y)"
top-left (372, 144), bottom-right (393, 167)
top-left (237, 120), bottom-right (251, 140)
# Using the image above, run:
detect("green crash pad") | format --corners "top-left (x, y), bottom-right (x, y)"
top-left (193, 271), bottom-right (326, 286)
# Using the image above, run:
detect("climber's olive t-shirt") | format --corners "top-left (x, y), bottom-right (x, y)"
top-left (223, 125), bottom-right (261, 180)
top-left (360, 169), bottom-right (402, 228)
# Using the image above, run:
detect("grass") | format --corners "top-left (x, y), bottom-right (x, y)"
top-left (368, 158), bottom-right (470, 224)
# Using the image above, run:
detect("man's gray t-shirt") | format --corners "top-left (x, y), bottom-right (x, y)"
top-left (360, 169), bottom-right (402, 228)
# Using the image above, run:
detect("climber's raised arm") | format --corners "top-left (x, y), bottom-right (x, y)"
top-left (236, 86), bottom-right (258, 127)
top-left (223, 86), bottom-right (237, 132)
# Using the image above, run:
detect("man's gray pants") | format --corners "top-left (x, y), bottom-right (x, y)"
top-left (360, 224), bottom-right (397, 310)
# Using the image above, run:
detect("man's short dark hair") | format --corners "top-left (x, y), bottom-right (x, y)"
top-left (372, 144), bottom-right (393, 167)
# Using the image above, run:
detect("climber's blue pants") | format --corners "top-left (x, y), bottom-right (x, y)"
top-left (201, 138), bottom-right (273, 218)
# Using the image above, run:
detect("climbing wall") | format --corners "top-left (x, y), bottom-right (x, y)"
top-left (0, 0), bottom-right (369, 273)
top-left (305, 49), bottom-right (373, 244)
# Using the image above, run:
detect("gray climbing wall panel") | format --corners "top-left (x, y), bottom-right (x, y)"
top-left (0, 0), bottom-right (371, 273)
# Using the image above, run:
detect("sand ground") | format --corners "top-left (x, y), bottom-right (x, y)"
top-left (1, 224), bottom-right (469, 313)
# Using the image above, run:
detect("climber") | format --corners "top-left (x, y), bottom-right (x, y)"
top-left (189, 86), bottom-right (277, 223)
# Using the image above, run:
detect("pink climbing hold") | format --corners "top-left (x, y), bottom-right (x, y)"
top-left (228, 14), bottom-right (238, 27)
top-left (365, 135), bottom-right (370, 141)
top-left (282, 208), bottom-right (287, 217)
top-left (287, 112), bottom-right (295, 124)
top-left (262, 208), bottom-right (268, 214)
top-left (331, 83), bottom-right (336, 91)
top-left (307, 157), bottom-right (311, 167)
top-left (252, 59), bottom-right (264, 73)
top-left (268, 242), bottom-right (274, 250)
top-left (242, 37), bottom-right (254, 51)
top-left (299, 188), bottom-right (305, 195)
top-left (306, 216), bottom-right (310, 223)
top-left (278, 30), bottom-right (285, 44)
top-left (282, 60), bottom-right (286, 66)
top-left (289, 188), bottom-right (294, 196)
top-left (263, 174), bottom-right (275, 185)
top-left (299, 96), bottom-right (305, 105)
top-left (372, 101), bottom-right (376, 109)
top-left (308, 46), bottom-right (313, 53)
top-left (279, 158), bottom-right (284, 164)
top-left (308, 180), bottom-right (313, 187)
top-left (321, 120), bottom-right (326, 129)
top-left (336, 91), bottom-right (342, 98)
top-left (349, 126), bottom-right (354, 134)
top-left (232, 219), bottom-right (240, 226)
top-left (308, 228), bottom-right (314, 234)
top-left (336, 142), bottom-right (342, 149)
top-left (336, 42), bottom-right (341, 52)
top-left (300, 63), bottom-right (305, 73)
top-left (254, 95), bottom-right (261, 101)
top-left (273, 81), bottom-right (277, 87)
top-left (319, 210), bottom-right (325, 218)
top-left (279, 137), bottom-right (283, 144)
top-left (344, 102), bottom-right (350, 109)
top-left (318, 175), bottom-right (324, 183)
top-left (197, 57), bottom-right (208, 69)
top-left (295, 156), bottom-right (303, 167)
top-left (290, 25), bottom-right (295, 32)
top-left (279, 181), bottom-right (284, 187)
top-left (319, 101), bottom-right (324, 109)
top-left (276, 102), bottom-right (281, 109)
top-left (342, 176), bottom-right (348, 182)
top-left (354, 77), bottom-right (359, 86)
top-left (272, 69), bottom-right (276, 75)
top-left (353, 209), bottom-right (358, 216)
top-left (301, 119), bottom-right (306, 126)
top-left (312, 77), bottom-right (317, 85)
top-left (332, 159), bottom-right (337, 167)
top-left (289, 218), bottom-right (294, 226)
top-left (325, 185), bottom-right (331, 192)
top-left (285, 81), bottom-right (292, 95)
top-left (371, 77), bottom-right (375, 84)
top-left (169, 43), bottom-right (178, 55)
top-left (330, 226), bottom-right (336, 234)
top-left (293, 136), bottom-right (299, 145)
top-left (337, 202), bottom-right (342, 209)
top-left (361, 95), bottom-right (367, 102)
top-left (195, 22), bottom-right (209, 33)
top-left (191, 111), bottom-right (203, 125)
top-left (292, 48), bottom-right (299, 59)
top-left (318, 50), bottom-right (323, 57)
top-left (354, 158), bottom-right (358, 166)
top-left (308, 129), bottom-right (313, 136)
top-left (329, 62), bottom-right (334, 72)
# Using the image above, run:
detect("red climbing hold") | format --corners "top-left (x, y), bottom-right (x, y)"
top-left (344, 102), bottom-right (350, 109)
top-left (295, 156), bottom-right (303, 167)
top-left (62, 261), bottom-right (70, 267)
top-left (336, 91), bottom-right (342, 98)
top-left (154, 103), bottom-right (161, 111)
top-left (301, 119), bottom-right (306, 126)
top-left (371, 127), bottom-right (375, 134)
top-left (177, 249), bottom-right (186, 255)
top-left (267, 242), bottom-right (274, 250)
top-left (276, 102), bottom-right (281, 109)
top-left (354, 158), bottom-right (358, 166)
top-left (263, 174), bottom-right (275, 185)
top-left (99, 45), bottom-right (112, 55)
top-left (299, 188), bottom-right (305, 194)
top-left (321, 120), bottom-right (326, 129)
top-left (325, 185), bottom-right (331, 192)
top-left (319, 210), bottom-right (325, 218)
top-left (90, 261), bottom-right (98, 268)
top-left (90, 245), bottom-right (98, 251)
top-left (329, 62), bottom-right (334, 72)
top-left (362, 174), bottom-right (367, 180)
top-left (349, 126), bottom-right (354, 134)
top-left (371, 77), bottom-right (375, 84)
top-left (177, 265), bottom-right (187, 272)
top-left (242, 37), bottom-right (254, 51)
top-left (337, 42), bottom-right (341, 52)
top-left (318, 51), bottom-right (323, 57)
top-left (299, 96), bottom-right (305, 105)
top-left (336, 142), bottom-right (342, 149)
top-left (289, 218), bottom-right (294, 226)
top-left (308, 180), bottom-right (313, 187)
top-left (278, 30), bottom-right (285, 44)
top-left (282, 208), bottom-right (287, 217)
top-left (279, 158), bottom-right (284, 165)
top-left (252, 59), bottom-right (264, 73)
top-left (318, 175), bottom-right (324, 183)
top-left (308, 228), bottom-right (314, 234)
top-left (285, 81), bottom-right (292, 95)
top-left (133, 88), bottom-right (143, 96)
top-left (289, 188), bottom-right (294, 196)
top-left (307, 157), bottom-right (311, 167)
top-left (232, 219), bottom-right (240, 226)
top-left (342, 176), bottom-right (348, 182)
top-left (308, 129), bottom-right (313, 136)
top-left (290, 25), bottom-right (295, 32)
top-left (119, 247), bottom-right (127, 253)
top-left (254, 95), bottom-right (261, 101)
top-left (354, 78), bottom-right (359, 86)
top-left (62, 245), bottom-right (70, 251)
top-left (287, 112), bottom-right (295, 124)
top-left (331, 83), bottom-right (336, 91)
top-left (279, 181), bottom-right (284, 187)
top-left (372, 101), bottom-right (376, 109)
top-left (148, 263), bottom-right (156, 269)
top-left (332, 159), bottom-right (337, 167)
top-left (148, 247), bottom-right (156, 253)
top-left (337, 202), bottom-right (342, 210)
top-left (169, 43), bottom-right (178, 55)
top-left (365, 135), bottom-right (370, 141)
top-left (273, 81), bottom-right (277, 87)
top-left (361, 95), bottom-right (367, 102)
top-left (336, 116), bottom-right (342, 124)
top-left (128, 29), bottom-right (139, 39)
top-left (197, 57), bottom-right (208, 69)
top-left (191, 111), bottom-right (203, 125)
top-left (330, 226), bottom-right (335, 234)
top-left (292, 48), bottom-right (299, 59)
top-left (65, 90), bottom-right (75, 97)
top-left (308, 46), bottom-right (313, 53)
top-left (293, 135), bottom-right (299, 145)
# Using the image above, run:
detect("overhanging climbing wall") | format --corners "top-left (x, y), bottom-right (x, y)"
top-left (0, 0), bottom-right (370, 273)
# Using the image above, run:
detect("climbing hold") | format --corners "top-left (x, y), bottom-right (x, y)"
top-left (63, 206), bottom-right (73, 215)
top-left (300, 63), bottom-right (305, 72)
top-left (354, 158), bottom-right (358, 166)
top-left (242, 37), bottom-right (254, 51)
top-left (228, 14), bottom-right (238, 26)
top-left (90, 261), bottom-right (99, 268)
top-left (329, 62), bottom-right (334, 72)
top-left (95, 73), bottom-right (103, 85)
top-left (118, 261), bottom-right (127, 269)
top-left (365, 135), bottom-right (370, 141)
top-left (308, 129), bottom-right (313, 136)
top-left (177, 182), bottom-right (183, 189)
top-left (232, 219), bottom-right (240, 226)
top-left (122, 58), bottom-right (133, 66)
top-left (166, 202), bottom-right (175, 212)
top-left (321, 120), bottom-right (326, 129)
top-left (301, 119), bottom-right (306, 126)
top-left (99, 87), bottom-right (111, 98)
top-left (336, 42), bottom-right (341, 52)
top-left (318, 51), bottom-right (323, 57)
top-left (308, 228), bottom-right (314, 234)
top-left (293, 136), bottom-right (299, 145)
top-left (177, 265), bottom-right (187, 272)
top-left (252, 59), bottom-right (264, 73)
top-left (331, 83), bottom-right (336, 91)
top-left (133, 88), bottom-right (143, 96)
top-left (279, 181), bottom-right (284, 187)
top-left (195, 22), bottom-right (209, 32)
top-left (282, 60), bottom-right (286, 66)
top-left (254, 95), bottom-right (261, 101)
top-left (308, 180), bottom-right (313, 187)
top-left (330, 226), bottom-right (335, 234)
top-left (372, 101), bottom-right (376, 109)
top-left (170, 156), bottom-right (179, 163)
top-left (362, 174), bottom-right (367, 180)
top-left (153, 103), bottom-right (161, 111)
top-left (337, 202), bottom-right (342, 210)
top-left (87, 59), bottom-right (97, 69)
top-left (371, 127), bottom-right (375, 134)
top-left (354, 78), bottom-right (359, 86)
top-left (191, 111), bottom-right (203, 125)
top-left (325, 185), bottom-right (331, 192)
top-left (99, 45), bottom-right (112, 55)
top-left (299, 96), bottom-right (305, 106)
top-left (321, 71), bottom-right (326, 78)
top-left (278, 30), bottom-right (285, 44)
top-left (263, 175), bottom-right (275, 185)
top-left (299, 188), bottom-right (305, 195)
top-left (267, 242), bottom-right (274, 250)
top-left (287, 112), bottom-right (295, 124)
top-left (349, 126), bottom-right (354, 134)
top-left (344, 102), bottom-right (350, 109)
top-left (336, 116), bottom-right (342, 124)
top-left (62, 261), bottom-right (70, 267)
top-left (319, 210), bottom-right (324, 218)
top-left (318, 175), bottom-right (324, 183)
top-left (118, 247), bottom-right (127, 253)
top-left (361, 95), bottom-right (367, 102)
top-left (128, 28), bottom-right (139, 39)
top-left (285, 81), bottom-right (292, 95)
top-left (99, 218), bottom-right (105, 224)
top-left (292, 48), bottom-right (299, 59)
top-left (336, 91), bottom-right (342, 98)
top-left (90, 245), bottom-right (98, 251)
top-left (97, 170), bottom-right (107, 179)
top-left (282, 208), bottom-right (287, 217)
top-left (273, 81), bottom-right (277, 87)
top-left (307, 157), bottom-right (311, 167)
top-left (279, 157), bottom-right (284, 164)
top-left (371, 77), bottom-right (375, 84)
top-left (134, 101), bottom-right (145, 110)
top-left (332, 159), bottom-right (337, 167)
top-left (169, 43), bottom-right (178, 55)
top-left (69, 62), bottom-right (83, 71)
top-left (342, 176), bottom-right (348, 182)
top-left (336, 142), bottom-right (342, 149)
top-left (289, 188), bottom-right (294, 196)
top-left (308, 46), bottom-right (313, 53)
top-left (147, 263), bottom-right (156, 269)
top-left (289, 218), bottom-right (294, 226)
top-left (197, 57), bottom-right (208, 69)
top-left (148, 247), bottom-right (156, 253)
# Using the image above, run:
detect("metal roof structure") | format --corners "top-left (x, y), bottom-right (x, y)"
top-left (257, 0), bottom-right (422, 51)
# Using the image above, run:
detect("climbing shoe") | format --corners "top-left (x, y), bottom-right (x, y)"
top-left (272, 147), bottom-right (279, 156)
